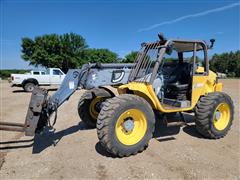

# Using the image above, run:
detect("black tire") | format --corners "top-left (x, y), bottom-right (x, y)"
top-left (78, 88), bottom-right (111, 128)
top-left (195, 92), bottom-right (234, 139)
top-left (97, 94), bottom-right (155, 157)
top-left (23, 82), bottom-right (36, 92)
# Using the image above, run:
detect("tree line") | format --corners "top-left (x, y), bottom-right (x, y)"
top-left (21, 32), bottom-right (136, 73)
top-left (210, 51), bottom-right (240, 77)
top-left (0, 69), bottom-right (29, 79)
top-left (1, 33), bottom-right (239, 78)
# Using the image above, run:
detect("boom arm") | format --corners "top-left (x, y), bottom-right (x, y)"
top-left (0, 63), bottom-right (134, 136)
top-left (49, 69), bottom-right (86, 110)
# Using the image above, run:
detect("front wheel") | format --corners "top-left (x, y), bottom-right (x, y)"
top-left (195, 92), bottom-right (234, 139)
top-left (97, 94), bottom-right (155, 157)
top-left (23, 82), bottom-right (36, 92)
top-left (78, 88), bottom-right (111, 128)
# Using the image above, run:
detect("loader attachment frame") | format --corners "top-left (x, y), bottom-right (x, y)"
top-left (28, 69), bottom-right (83, 136)
top-left (0, 63), bottom-right (134, 136)
top-left (0, 88), bottom-right (48, 134)
top-left (0, 69), bottom-right (86, 136)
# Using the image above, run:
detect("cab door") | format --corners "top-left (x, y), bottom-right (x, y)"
top-left (191, 42), bottom-right (212, 106)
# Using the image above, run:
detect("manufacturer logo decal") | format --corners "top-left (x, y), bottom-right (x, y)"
top-left (193, 83), bottom-right (204, 89)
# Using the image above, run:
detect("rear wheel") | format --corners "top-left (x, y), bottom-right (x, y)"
top-left (23, 82), bottom-right (36, 92)
top-left (78, 88), bottom-right (111, 128)
top-left (97, 94), bottom-right (155, 157)
top-left (195, 92), bottom-right (234, 139)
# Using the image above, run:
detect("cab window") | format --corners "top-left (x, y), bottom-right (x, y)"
top-left (194, 43), bottom-right (207, 75)
top-left (33, 71), bottom-right (40, 75)
top-left (164, 49), bottom-right (179, 62)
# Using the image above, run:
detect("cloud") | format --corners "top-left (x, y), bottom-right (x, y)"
top-left (138, 2), bottom-right (240, 32)
top-left (215, 31), bottom-right (224, 35)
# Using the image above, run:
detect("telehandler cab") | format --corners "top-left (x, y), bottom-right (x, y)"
top-left (0, 34), bottom-right (234, 157)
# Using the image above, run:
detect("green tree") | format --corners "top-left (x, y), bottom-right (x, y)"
top-left (82, 49), bottom-right (118, 64)
top-left (21, 33), bottom-right (88, 73)
top-left (0, 69), bottom-right (29, 79)
top-left (122, 51), bottom-right (138, 63)
top-left (210, 50), bottom-right (240, 77)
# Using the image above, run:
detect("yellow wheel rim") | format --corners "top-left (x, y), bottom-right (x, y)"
top-left (89, 96), bottom-right (102, 119)
top-left (115, 108), bottom-right (147, 146)
top-left (213, 103), bottom-right (230, 131)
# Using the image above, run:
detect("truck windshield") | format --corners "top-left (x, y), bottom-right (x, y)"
top-left (53, 69), bottom-right (63, 75)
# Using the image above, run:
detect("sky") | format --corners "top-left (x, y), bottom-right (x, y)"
top-left (0, 0), bottom-right (239, 69)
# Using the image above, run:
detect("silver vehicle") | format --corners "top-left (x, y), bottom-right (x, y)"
top-left (11, 68), bottom-right (65, 92)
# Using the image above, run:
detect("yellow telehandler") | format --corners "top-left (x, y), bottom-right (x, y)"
top-left (0, 34), bottom-right (234, 157)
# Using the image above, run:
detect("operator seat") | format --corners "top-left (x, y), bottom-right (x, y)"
top-left (164, 62), bottom-right (192, 100)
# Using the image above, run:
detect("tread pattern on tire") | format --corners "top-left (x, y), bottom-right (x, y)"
top-left (78, 91), bottom-right (95, 127)
top-left (195, 92), bottom-right (234, 139)
top-left (97, 94), bottom-right (155, 157)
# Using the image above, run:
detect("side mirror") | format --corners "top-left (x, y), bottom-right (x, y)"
top-left (209, 39), bottom-right (215, 49)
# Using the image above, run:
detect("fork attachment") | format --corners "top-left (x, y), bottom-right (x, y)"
top-left (0, 88), bottom-right (48, 136)
top-left (23, 69), bottom-right (84, 136)
top-left (24, 87), bottom-right (49, 136)
top-left (0, 121), bottom-right (25, 132)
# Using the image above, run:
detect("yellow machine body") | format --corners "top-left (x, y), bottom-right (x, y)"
top-left (118, 68), bottom-right (222, 113)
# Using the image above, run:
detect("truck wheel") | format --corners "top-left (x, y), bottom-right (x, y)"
top-left (23, 82), bottom-right (36, 92)
top-left (195, 92), bottom-right (234, 139)
top-left (78, 88), bottom-right (111, 128)
top-left (97, 94), bottom-right (155, 157)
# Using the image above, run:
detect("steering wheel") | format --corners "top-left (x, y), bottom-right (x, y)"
top-left (160, 65), bottom-right (179, 80)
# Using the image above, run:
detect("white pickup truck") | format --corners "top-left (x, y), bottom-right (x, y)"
top-left (11, 68), bottom-right (65, 92)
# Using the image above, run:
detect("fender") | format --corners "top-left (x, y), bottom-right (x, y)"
top-left (98, 85), bottom-right (119, 97)
top-left (83, 86), bottom-right (115, 100)
top-left (22, 78), bottom-right (39, 86)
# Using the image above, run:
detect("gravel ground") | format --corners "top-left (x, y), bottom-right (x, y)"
top-left (0, 79), bottom-right (239, 179)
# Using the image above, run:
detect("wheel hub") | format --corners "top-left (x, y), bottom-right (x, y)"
top-left (89, 96), bottom-right (103, 119)
top-left (215, 111), bottom-right (221, 121)
top-left (123, 118), bottom-right (134, 132)
top-left (28, 86), bottom-right (34, 91)
top-left (115, 108), bottom-right (147, 146)
top-left (213, 103), bottom-right (231, 131)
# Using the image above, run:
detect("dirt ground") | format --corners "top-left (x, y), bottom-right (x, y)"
top-left (0, 79), bottom-right (239, 179)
